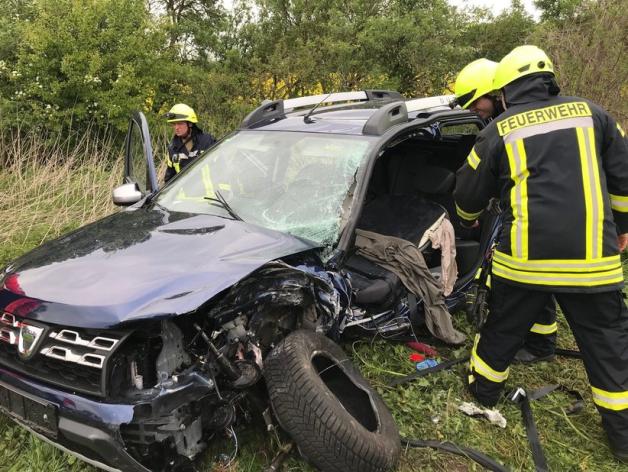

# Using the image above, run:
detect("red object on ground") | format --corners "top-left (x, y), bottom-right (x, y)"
top-left (406, 341), bottom-right (438, 357)
top-left (409, 353), bottom-right (425, 362)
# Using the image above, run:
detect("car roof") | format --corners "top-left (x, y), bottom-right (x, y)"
top-left (239, 91), bottom-right (467, 136)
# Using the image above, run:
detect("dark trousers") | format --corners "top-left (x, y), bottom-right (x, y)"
top-left (469, 279), bottom-right (628, 451)
top-left (523, 298), bottom-right (557, 356)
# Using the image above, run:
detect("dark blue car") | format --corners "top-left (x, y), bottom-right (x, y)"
top-left (0, 91), bottom-right (499, 472)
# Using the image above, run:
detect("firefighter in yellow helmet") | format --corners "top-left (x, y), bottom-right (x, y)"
top-left (164, 104), bottom-right (215, 183)
top-left (453, 58), bottom-right (502, 120)
top-left (455, 45), bottom-right (628, 463)
top-left (455, 57), bottom-right (559, 364)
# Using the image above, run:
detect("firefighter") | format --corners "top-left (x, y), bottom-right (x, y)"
top-left (164, 104), bottom-right (215, 183)
top-left (454, 45), bottom-right (628, 462)
top-left (454, 58), bottom-right (558, 363)
top-left (453, 58), bottom-right (503, 120)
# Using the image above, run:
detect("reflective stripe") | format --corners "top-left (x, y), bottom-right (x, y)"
top-left (455, 203), bottom-right (483, 221)
top-left (503, 117), bottom-right (593, 144)
top-left (577, 126), bottom-right (604, 259)
top-left (470, 334), bottom-right (509, 383)
top-left (497, 102), bottom-right (592, 136)
top-left (506, 139), bottom-right (529, 258)
top-left (467, 148), bottom-right (481, 170)
top-left (610, 193), bottom-right (628, 213)
top-left (174, 162), bottom-right (181, 173)
top-left (618, 123), bottom-right (626, 137)
top-left (530, 322), bottom-right (557, 335)
top-left (494, 251), bottom-right (621, 272)
top-left (201, 165), bottom-right (214, 196)
top-left (493, 261), bottom-right (623, 286)
top-left (592, 386), bottom-right (628, 411)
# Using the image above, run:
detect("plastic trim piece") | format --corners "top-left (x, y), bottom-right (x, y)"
top-left (362, 101), bottom-right (408, 136)
top-left (240, 100), bottom-right (285, 129)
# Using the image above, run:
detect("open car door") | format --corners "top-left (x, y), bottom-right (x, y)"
top-left (113, 112), bottom-right (159, 206)
top-left (124, 111), bottom-right (158, 193)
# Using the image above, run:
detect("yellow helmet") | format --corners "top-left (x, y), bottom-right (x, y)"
top-left (493, 45), bottom-right (554, 91)
top-left (164, 103), bottom-right (198, 123)
top-left (454, 59), bottom-right (498, 109)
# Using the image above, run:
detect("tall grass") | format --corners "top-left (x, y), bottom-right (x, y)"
top-left (0, 131), bottom-right (122, 266)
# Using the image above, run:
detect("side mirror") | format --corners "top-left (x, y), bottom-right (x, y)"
top-left (112, 183), bottom-right (142, 206)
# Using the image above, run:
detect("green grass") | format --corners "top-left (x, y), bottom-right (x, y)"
top-left (1, 145), bottom-right (628, 471)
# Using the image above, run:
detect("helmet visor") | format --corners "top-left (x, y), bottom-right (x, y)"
top-left (454, 89), bottom-right (477, 110)
top-left (164, 112), bottom-right (189, 121)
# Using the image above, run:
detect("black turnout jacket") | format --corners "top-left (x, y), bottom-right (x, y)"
top-left (165, 126), bottom-right (215, 183)
top-left (454, 74), bottom-right (628, 292)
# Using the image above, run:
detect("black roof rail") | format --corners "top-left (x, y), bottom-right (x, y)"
top-left (363, 101), bottom-right (408, 136)
top-left (240, 100), bottom-right (285, 129)
top-left (364, 90), bottom-right (404, 101)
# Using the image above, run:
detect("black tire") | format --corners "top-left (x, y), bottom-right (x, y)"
top-left (264, 330), bottom-right (401, 472)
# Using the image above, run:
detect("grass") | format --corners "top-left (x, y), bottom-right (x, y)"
top-left (1, 134), bottom-right (627, 471)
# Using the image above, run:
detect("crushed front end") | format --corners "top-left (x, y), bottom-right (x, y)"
top-left (0, 259), bottom-right (350, 471)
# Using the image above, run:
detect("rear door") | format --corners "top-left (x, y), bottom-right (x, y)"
top-left (124, 111), bottom-right (158, 194)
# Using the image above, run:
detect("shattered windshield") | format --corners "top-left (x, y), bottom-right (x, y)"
top-left (156, 130), bottom-right (376, 246)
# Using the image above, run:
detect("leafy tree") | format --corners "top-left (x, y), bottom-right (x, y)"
top-left (1, 0), bottom-right (167, 134)
top-left (531, 0), bottom-right (628, 124)
top-left (534, 0), bottom-right (583, 23)
top-left (459, 0), bottom-right (536, 61)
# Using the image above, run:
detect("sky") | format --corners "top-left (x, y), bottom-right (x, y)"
top-left (221, 0), bottom-right (542, 19)
top-left (448, 0), bottom-right (541, 19)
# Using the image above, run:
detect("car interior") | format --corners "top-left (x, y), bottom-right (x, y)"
top-left (343, 122), bottom-right (497, 311)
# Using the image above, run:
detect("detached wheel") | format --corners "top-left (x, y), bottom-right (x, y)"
top-left (264, 330), bottom-right (401, 472)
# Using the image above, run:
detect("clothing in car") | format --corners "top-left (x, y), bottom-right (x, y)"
top-left (165, 127), bottom-right (215, 182)
top-left (454, 73), bottom-right (628, 452)
top-left (355, 229), bottom-right (465, 345)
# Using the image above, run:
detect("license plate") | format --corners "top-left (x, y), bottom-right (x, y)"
top-left (0, 383), bottom-right (58, 438)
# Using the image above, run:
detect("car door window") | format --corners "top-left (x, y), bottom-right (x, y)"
top-left (124, 111), bottom-right (158, 194)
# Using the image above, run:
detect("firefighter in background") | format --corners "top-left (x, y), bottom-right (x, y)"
top-left (454, 58), bottom-right (558, 363)
top-left (454, 45), bottom-right (628, 462)
top-left (164, 104), bottom-right (215, 183)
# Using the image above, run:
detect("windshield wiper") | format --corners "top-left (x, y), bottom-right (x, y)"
top-left (204, 190), bottom-right (242, 221)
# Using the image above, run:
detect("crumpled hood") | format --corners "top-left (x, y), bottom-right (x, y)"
top-left (0, 207), bottom-right (318, 329)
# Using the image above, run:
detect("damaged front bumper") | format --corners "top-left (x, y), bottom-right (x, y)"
top-left (0, 366), bottom-right (215, 472)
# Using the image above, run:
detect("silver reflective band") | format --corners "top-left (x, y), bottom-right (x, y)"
top-left (511, 141), bottom-right (525, 258)
top-left (503, 117), bottom-right (594, 144)
top-left (493, 251), bottom-right (620, 271)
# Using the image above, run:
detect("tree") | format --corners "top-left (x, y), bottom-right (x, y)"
top-left (0, 0), bottom-right (167, 134)
top-left (460, 0), bottom-right (536, 61)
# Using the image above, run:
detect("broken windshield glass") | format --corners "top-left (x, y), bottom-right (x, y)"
top-left (156, 131), bottom-right (376, 246)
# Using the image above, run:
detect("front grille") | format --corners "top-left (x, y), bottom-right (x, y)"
top-left (0, 312), bottom-right (129, 397)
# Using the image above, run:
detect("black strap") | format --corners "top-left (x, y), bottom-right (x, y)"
top-left (555, 348), bottom-right (582, 359)
top-left (508, 385), bottom-right (584, 472)
top-left (389, 355), bottom-right (469, 387)
top-left (402, 437), bottom-right (510, 472)
top-left (509, 388), bottom-right (549, 472)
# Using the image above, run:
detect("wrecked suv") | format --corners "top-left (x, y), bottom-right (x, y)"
top-left (0, 90), bottom-right (500, 472)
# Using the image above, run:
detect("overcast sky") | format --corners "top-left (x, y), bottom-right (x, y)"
top-left (448, 0), bottom-right (541, 19)
top-left (221, 0), bottom-right (541, 19)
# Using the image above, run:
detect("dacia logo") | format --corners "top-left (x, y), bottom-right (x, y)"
top-left (17, 323), bottom-right (45, 359)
